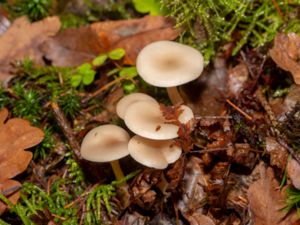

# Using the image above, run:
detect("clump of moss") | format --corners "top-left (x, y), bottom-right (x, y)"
top-left (162, 0), bottom-right (300, 63)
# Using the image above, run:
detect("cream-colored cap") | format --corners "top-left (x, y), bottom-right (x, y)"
top-left (80, 125), bottom-right (130, 162)
top-left (136, 41), bottom-right (204, 87)
top-left (128, 135), bottom-right (182, 169)
top-left (116, 93), bottom-right (157, 119)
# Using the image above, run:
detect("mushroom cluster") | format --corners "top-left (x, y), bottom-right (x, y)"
top-left (80, 41), bottom-right (204, 174)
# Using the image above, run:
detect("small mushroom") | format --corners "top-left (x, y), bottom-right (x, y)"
top-left (136, 41), bottom-right (204, 87)
top-left (124, 101), bottom-right (194, 140)
top-left (116, 93), bottom-right (157, 119)
top-left (80, 124), bottom-right (130, 179)
top-left (124, 101), bottom-right (178, 140)
top-left (128, 135), bottom-right (182, 169)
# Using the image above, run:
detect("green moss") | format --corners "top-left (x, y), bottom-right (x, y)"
top-left (162, 0), bottom-right (300, 64)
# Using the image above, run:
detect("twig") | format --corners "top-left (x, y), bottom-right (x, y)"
top-left (271, 0), bottom-right (284, 18)
top-left (277, 138), bottom-right (300, 165)
top-left (82, 76), bottom-right (125, 104)
top-left (226, 99), bottom-right (253, 121)
top-left (51, 102), bottom-right (82, 161)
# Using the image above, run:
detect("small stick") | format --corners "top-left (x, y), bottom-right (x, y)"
top-left (255, 87), bottom-right (278, 128)
top-left (51, 102), bottom-right (82, 161)
top-left (82, 76), bottom-right (125, 104)
top-left (226, 99), bottom-right (253, 121)
top-left (277, 138), bottom-right (300, 165)
top-left (195, 115), bottom-right (232, 120)
top-left (271, 0), bottom-right (284, 18)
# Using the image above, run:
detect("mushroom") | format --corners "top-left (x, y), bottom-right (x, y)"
top-left (128, 135), bottom-right (182, 169)
top-left (124, 101), bottom-right (194, 140)
top-left (136, 41), bottom-right (204, 105)
top-left (80, 124), bottom-right (130, 179)
top-left (116, 93), bottom-right (157, 119)
top-left (136, 40), bottom-right (204, 87)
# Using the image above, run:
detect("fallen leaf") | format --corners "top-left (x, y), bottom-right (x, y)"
top-left (42, 16), bottom-right (179, 66)
top-left (265, 137), bottom-right (288, 170)
top-left (287, 159), bottom-right (300, 190)
top-left (227, 63), bottom-right (249, 98)
top-left (248, 162), bottom-right (297, 225)
top-left (177, 157), bottom-right (208, 218)
top-left (0, 13), bottom-right (10, 36)
top-left (0, 16), bottom-right (61, 81)
top-left (269, 33), bottom-right (300, 84)
top-left (0, 108), bottom-right (44, 214)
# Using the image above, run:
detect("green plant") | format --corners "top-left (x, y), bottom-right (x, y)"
top-left (283, 187), bottom-right (300, 216)
top-left (12, 83), bottom-right (42, 125)
top-left (132, 0), bottom-right (164, 15)
top-left (58, 91), bottom-right (81, 119)
top-left (7, 0), bottom-right (52, 21)
top-left (70, 63), bottom-right (96, 88)
top-left (162, 0), bottom-right (299, 64)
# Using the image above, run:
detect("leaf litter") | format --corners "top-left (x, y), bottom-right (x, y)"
top-left (0, 4), bottom-right (300, 225)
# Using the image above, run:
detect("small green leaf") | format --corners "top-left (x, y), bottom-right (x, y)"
top-left (119, 67), bottom-right (138, 79)
top-left (92, 54), bottom-right (108, 67)
top-left (76, 63), bottom-right (92, 74)
top-left (70, 75), bottom-right (82, 87)
top-left (122, 81), bottom-right (136, 93)
top-left (82, 70), bottom-right (96, 85)
top-left (133, 0), bottom-right (162, 15)
top-left (108, 48), bottom-right (125, 60)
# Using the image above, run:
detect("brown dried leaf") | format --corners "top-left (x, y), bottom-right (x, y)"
top-left (265, 137), bottom-right (288, 170)
top-left (177, 157), bottom-right (208, 217)
top-left (0, 16), bottom-right (61, 81)
top-left (269, 33), bottom-right (300, 84)
top-left (0, 108), bottom-right (44, 214)
top-left (248, 162), bottom-right (296, 225)
top-left (227, 63), bottom-right (249, 98)
top-left (0, 179), bottom-right (21, 215)
top-left (42, 16), bottom-right (179, 67)
top-left (287, 159), bottom-right (300, 190)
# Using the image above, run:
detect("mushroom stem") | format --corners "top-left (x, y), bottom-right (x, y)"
top-left (110, 160), bottom-right (124, 180)
top-left (167, 87), bottom-right (184, 105)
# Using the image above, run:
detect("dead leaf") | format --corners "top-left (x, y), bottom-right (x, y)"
top-left (0, 179), bottom-right (21, 215)
top-left (248, 162), bottom-right (297, 225)
top-left (0, 108), bottom-right (44, 214)
top-left (0, 13), bottom-right (10, 36)
top-left (177, 157), bottom-right (208, 217)
top-left (265, 137), bottom-right (288, 170)
top-left (42, 16), bottom-right (179, 66)
top-left (0, 16), bottom-right (61, 81)
top-left (287, 159), bottom-right (300, 190)
top-left (185, 212), bottom-right (216, 225)
top-left (227, 63), bottom-right (249, 98)
top-left (269, 33), bottom-right (300, 84)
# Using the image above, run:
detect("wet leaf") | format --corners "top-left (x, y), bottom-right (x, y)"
top-left (0, 16), bottom-right (60, 81)
top-left (42, 16), bottom-right (179, 66)
top-left (0, 108), bottom-right (44, 214)
top-left (269, 33), bottom-right (300, 84)
top-left (247, 162), bottom-right (297, 225)
top-left (287, 159), bottom-right (300, 190)
top-left (265, 137), bottom-right (288, 170)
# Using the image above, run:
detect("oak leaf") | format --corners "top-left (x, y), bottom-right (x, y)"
top-left (42, 16), bottom-right (179, 66)
top-left (0, 16), bottom-right (61, 81)
top-left (248, 162), bottom-right (298, 225)
top-left (0, 108), bottom-right (44, 214)
top-left (269, 33), bottom-right (300, 84)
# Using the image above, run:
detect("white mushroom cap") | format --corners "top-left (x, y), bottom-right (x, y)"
top-left (178, 105), bottom-right (194, 124)
top-left (116, 93), bottom-right (157, 119)
top-left (128, 135), bottom-right (182, 169)
top-left (124, 101), bottom-right (179, 140)
top-left (136, 41), bottom-right (204, 87)
top-left (80, 125), bottom-right (130, 162)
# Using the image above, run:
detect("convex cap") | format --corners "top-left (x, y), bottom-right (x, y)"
top-left (124, 101), bottom-right (194, 140)
top-left (116, 93), bottom-right (157, 119)
top-left (128, 135), bottom-right (182, 169)
top-left (136, 41), bottom-right (204, 87)
top-left (80, 125), bottom-right (130, 162)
